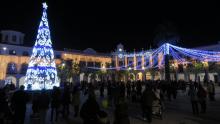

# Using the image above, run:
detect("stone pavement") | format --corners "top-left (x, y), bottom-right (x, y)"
top-left (24, 86), bottom-right (220, 124)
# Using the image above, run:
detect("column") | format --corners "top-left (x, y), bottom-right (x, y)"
top-left (115, 56), bottom-right (119, 70)
top-left (93, 62), bottom-right (95, 67)
top-left (142, 54), bottom-right (145, 69)
top-left (85, 61), bottom-right (88, 67)
top-left (203, 61), bottom-right (209, 83)
top-left (149, 54), bottom-right (153, 67)
top-left (174, 61), bottom-right (178, 81)
top-left (158, 52), bottom-right (163, 69)
top-left (133, 54), bottom-right (137, 70)
top-left (125, 56), bottom-right (128, 68)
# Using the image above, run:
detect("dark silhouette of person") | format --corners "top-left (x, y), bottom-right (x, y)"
top-left (207, 81), bottom-right (215, 101)
top-left (107, 82), bottom-right (113, 106)
top-left (72, 85), bottom-right (80, 117)
top-left (31, 92), bottom-right (40, 117)
top-left (120, 83), bottom-right (126, 98)
top-left (126, 82), bottom-right (131, 98)
top-left (197, 84), bottom-right (207, 113)
top-left (80, 93), bottom-right (100, 124)
top-left (50, 86), bottom-right (61, 122)
top-left (167, 83), bottom-right (172, 101)
top-left (141, 84), bottom-right (155, 123)
top-left (11, 85), bottom-right (28, 124)
top-left (39, 89), bottom-right (50, 124)
top-left (114, 97), bottom-right (130, 124)
top-left (188, 84), bottom-right (199, 115)
top-left (62, 84), bottom-right (71, 119)
top-left (0, 89), bottom-right (11, 124)
top-left (171, 82), bottom-right (177, 99)
top-left (100, 83), bottom-right (104, 98)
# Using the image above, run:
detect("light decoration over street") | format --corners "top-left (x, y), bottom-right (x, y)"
top-left (87, 43), bottom-right (220, 70)
top-left (24, 2), bottom-right (59, 90)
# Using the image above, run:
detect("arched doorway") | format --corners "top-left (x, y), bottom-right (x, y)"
top-left (128, 73), bottom-right (135, 81)
top-left (19, 76), bottom-right (26, 87)
top-left (80, 73), bottom-right (85, 82)
top-left (88, 73), bottom-right (92, 83)
top-left (154, 72), bottom-right (160, 80)
top-left (146, 72), bottom-right (151, 80)
top-left (5, 76), bottom-right (17, 86)
top-left (7, 62), bottom-right (17, 74)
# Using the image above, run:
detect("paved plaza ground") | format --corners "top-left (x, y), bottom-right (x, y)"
top-left (24, 86), bottom-right (220, 124)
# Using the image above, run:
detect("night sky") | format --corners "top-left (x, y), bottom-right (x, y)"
top-left (1, 0), bottom-right (220, 53)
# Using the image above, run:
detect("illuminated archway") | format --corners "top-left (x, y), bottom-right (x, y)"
top-left (136, 72), bottom-right (143, 81)
top-left (88, 73), bottom-right (92, 83)
top-left (154, 72), bottom-right (160, 80)
top-left (146, 72), bottom-right (151, 80)
top-left (128, 73), bottom-right (135, 81)
top-left (7, 62), bottom-right (17, 74)
top-left (19, 76), bottom-right (26, 87)
top-left (5, 76), bottom-right (17, 86)
top-left (80, 73), bottom-right (85, 82)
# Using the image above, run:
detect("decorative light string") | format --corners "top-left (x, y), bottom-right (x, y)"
top-left (87, 43), bottom-right (220, 71)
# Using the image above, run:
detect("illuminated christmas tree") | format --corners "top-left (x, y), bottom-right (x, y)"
top-left (24, 2), bottom-right (59, 90)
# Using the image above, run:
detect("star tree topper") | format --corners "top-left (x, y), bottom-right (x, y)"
top-left (43, 2), bottom-right (48, 9)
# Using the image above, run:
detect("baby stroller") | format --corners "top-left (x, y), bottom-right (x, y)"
top-left (152, 99), bottom-right (163, 120)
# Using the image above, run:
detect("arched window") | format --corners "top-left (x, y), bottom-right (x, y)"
top-left (7, 63), bottom-right (17, 74)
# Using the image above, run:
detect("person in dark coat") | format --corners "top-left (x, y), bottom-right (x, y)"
top-left (107, 82), bottom-right (113, 106)
top-left (100, 82), bottom-right (105, 98)
top-left (126, 82), bottom-right (131, 98)
top-left (0, 89), bottom-right (11, 124)
top-left (80, 93), bottom-right (100, 124)
top-left (11, 85), bottom-right (28, 124)
top-left (188, 84), bottom-right (199, 115)
top-left (62, 85), bottom-right (71, 118)
top-left (207, 81), bottom-right (215, 101)
top-left (120, 83), bottom-right (126, 98)
top-left (72, 85), bottom-right (80, 117)
top-left (197, 84), bottom-right (207, 113)
top-left (114, 97), bottom-right (130, 124)
top-left (39, 90), bottom-right (50, 124)
top-left (31, 92), bottom-right (40, 117)
top-left (167, 83), bottom-right (172, 101)
top-left (50, 86), bottom-right (61, 122)
top-left (141, 84), bottom-right (155, 123)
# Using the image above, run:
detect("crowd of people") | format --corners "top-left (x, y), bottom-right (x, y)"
top-left (0, 79), bottom-right (217, 124)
